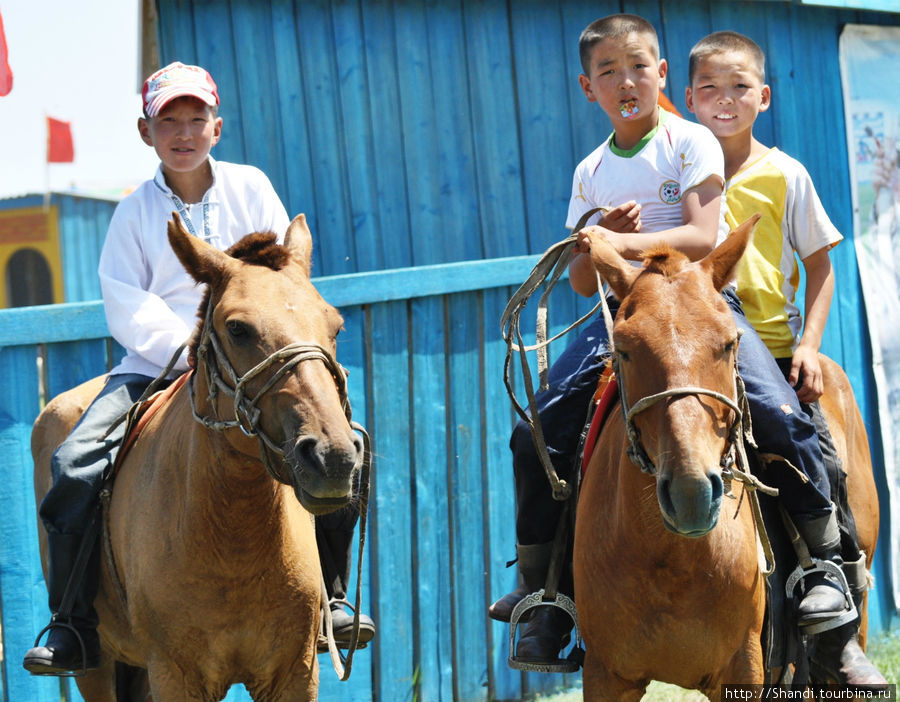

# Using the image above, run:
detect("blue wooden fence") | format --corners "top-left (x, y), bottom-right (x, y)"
top-left (0, 256), bottom-right (600, 702)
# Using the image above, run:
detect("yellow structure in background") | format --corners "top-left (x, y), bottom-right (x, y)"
top-left (0, 206), bottom-right (65, 308)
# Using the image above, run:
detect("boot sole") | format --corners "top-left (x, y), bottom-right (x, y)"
top-left (23, 656), bottom-right (101, 675)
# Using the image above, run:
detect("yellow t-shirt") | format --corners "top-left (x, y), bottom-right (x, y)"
top-left (725, 148), bottom-right (842, 358)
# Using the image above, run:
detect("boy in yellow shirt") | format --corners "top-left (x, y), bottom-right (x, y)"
top-left (687, 30), bottom-right (886, 688)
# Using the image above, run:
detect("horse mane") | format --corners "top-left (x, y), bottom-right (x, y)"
top-left (186, 232), bottom-right (291, 368)
top-left (639, 242), bottom-right (690, 278)
top-left (226, 232), bottom-right (291, 270)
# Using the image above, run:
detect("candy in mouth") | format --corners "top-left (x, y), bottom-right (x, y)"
top-left (619, 100), bottom-right (639, 118)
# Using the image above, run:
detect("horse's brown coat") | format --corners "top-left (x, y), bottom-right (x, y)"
top-left (573, 219), bottom-right (879, 701)
top-left (32, 214), bottom-right (361, 701)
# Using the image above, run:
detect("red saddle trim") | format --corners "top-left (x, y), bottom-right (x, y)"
top-left (581, 365), bottom-right (619, 479)
top-left (114, 371), bottom-right (191, 472)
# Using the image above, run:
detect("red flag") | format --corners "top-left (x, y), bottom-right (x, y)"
top-left (0, 8), bottom-right (13, 97)
top-left (47, 117), bottom-right (74, 163)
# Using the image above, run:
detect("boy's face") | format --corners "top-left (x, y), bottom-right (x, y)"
top-left (686, 50), bottom-right (770, 140)
top-left (578, 32), bottom-right (667, 128)
top-left (137, 96), bottom-right (223, 175)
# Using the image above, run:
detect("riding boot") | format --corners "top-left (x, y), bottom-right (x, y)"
top-left (23, 533), bottom-right (102, 675)
top-left (316, 510), bottom-right (375, 651)
top-left (809, 553), bottom-right (889, 690)
top-left (489, 543), bottom-right (553, 622)
top-left (794, 512), bottom-right (854, 628)
top-left (511, 543), bottom-right (574, 664)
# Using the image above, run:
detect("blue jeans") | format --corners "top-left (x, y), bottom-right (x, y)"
top-left (723, 288), bottom-right (832, 523)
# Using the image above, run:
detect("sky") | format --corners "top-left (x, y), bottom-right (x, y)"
top-left (0, 0), bottom-right (158, 200)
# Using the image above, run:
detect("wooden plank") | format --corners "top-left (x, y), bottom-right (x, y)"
top-left (0, 346), bottom-right (58, 702)
top-left (459, 1), bottom-right (527, 260)
top-left (446, 292), bottom-right (489, 700)
top-left (482, 286), bottom-right (524, 701)
top-left (45, 340), bottom-right (109, 400)
top-left (359, 2), bottom-right (413, 271)
top-left (409, 296), bottom-right (454, 702)
top-left (295, 0), bottom-right (356, 276)
top-left (366, 300), bottom-right (415, 701)
top-left (269, 0), bottom-right (319, 272)
top-left (509, 4), bottom-right (574, 260)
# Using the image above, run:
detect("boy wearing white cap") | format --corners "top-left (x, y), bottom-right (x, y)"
top-left (24, 61), bottom-right (373, 675)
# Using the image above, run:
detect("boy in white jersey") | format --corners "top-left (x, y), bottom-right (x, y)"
top-left (24, 61), bottom-right (372, 675)
top-left (687, 30), bottom-right (886, 688)
top-left (490, 13), bottom-right (727, 667)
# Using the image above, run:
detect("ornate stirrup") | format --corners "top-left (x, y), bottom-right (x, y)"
top-left (508, 589), bottom-right (581, 674)
top-left (507, 501), bottom-right (582, 674)
top-left (785, 559), bottom-right (857, 635)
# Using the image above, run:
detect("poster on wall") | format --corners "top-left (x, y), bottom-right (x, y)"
top-left (839, 24), bottom-right (900, 610)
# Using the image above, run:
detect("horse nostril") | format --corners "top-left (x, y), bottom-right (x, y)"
top-left (296, 437), bottom-right (322, 471)
top-left (708, 471), bottom-right (724, 504)
top-left (656, 474), bottom-right (675, 518)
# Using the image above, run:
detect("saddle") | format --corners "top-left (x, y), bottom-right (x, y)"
top-left (110, 372), bottom-right (190, 478)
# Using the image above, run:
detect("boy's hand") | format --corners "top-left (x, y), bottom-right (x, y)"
top-left (601, 200), bottom-right (642, 233)
top-left (789, 345), bottom-right (824, 403)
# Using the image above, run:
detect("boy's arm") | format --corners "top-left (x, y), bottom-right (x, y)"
top-left (790, 246), bottom-right (835, 403)
top-left (569, 178), bottom-right (722, 297)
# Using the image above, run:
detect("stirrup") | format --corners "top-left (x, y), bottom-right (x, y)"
top-left (508, 589), bottom-right (581, 673)
top-left (786, 558), bottom-right (857, 635)
top-left (28, 617), bottom-right (91, 677)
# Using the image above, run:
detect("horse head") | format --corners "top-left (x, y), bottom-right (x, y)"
top-left (579, 215), bottom-right (758, 536)
top-left (167, 212), bottom-right (363, 516)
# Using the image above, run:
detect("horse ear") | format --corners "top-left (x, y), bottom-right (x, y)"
top-left (585, 234), bottom-right (641, 300)
top-left (284, 214), bottom-right (313, 275)
top-left (167, 212), bottom-right (236, 285)
top-left (700, 214), bottom-right (760, 291)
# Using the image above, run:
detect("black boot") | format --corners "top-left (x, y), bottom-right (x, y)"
top-left (489, 543), bottom-right (552, 622)
top-left (23, 533), bottom-right (102, 675)
top-left (809, 553), bottom-right (889, 690)
top-left (795, 513), bottom-right (854, 629)
top-left (316, 507), bottom-right (375, 651)
top-left (507, 542), bottom-right (575, 665)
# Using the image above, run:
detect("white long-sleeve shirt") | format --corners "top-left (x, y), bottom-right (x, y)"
top-left (99, 158), bottom-right (290, 378)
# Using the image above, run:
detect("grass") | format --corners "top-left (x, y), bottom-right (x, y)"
top-left (530, 628), bottom-right (900, 701)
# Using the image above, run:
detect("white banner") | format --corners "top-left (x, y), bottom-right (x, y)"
top-left (839, 24), bottom-right (900, 611)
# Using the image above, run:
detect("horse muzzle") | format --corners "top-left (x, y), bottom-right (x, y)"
top-left (656, 469), bottom-right (724, 537)
top-left (286, 432), bottom-right (363, 514)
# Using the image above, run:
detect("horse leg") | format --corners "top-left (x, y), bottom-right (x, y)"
top-left (74, 656), bottom-right (118, 702)
top-left (702, 634), bottom-right (765, 702)
top-left (582, 653), bottom-right (645, 702)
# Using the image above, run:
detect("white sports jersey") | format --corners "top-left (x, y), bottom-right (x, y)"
top-left (566, 109), bottom-right (728, 251)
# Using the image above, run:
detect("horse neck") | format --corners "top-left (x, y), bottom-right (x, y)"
top-left (168, 367), bottom-right (307, 557)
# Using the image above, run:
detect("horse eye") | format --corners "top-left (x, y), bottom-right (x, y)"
top-left (723, 338), bottom-right (737, 354)
top-left (226, 320), bottom-right (250, 340)
top-left (617, 350), bottom-right (630, 362)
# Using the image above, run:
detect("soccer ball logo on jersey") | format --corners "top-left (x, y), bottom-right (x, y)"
top-left (659, 180), bottom-right (681, 204)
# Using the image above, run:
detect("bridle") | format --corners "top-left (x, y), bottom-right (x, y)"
top-left (188, 299), bottom-right (355, 485)
top-left (613, 344), bottom-right (747, 479)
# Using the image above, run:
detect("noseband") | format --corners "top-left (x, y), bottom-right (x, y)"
top-left (188, 301), bottom-right (353, 484)
top-left (613, 349), bottom-right (746, 479)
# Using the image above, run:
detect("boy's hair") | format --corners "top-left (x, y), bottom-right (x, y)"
top-left (688, 31), bottom-right (766, 84)
top-left (579, 14), bottom-right (660, 74)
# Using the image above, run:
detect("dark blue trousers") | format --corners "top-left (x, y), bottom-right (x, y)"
top-left (511, 288), bottom-right (832, 548)
top-left (39, 373), bottom-right (155, 536)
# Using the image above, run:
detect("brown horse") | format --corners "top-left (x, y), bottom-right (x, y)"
top-left (32, 214), bottom-right (364, 701)
top-left (572, 218), bottom-right (879, 701)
